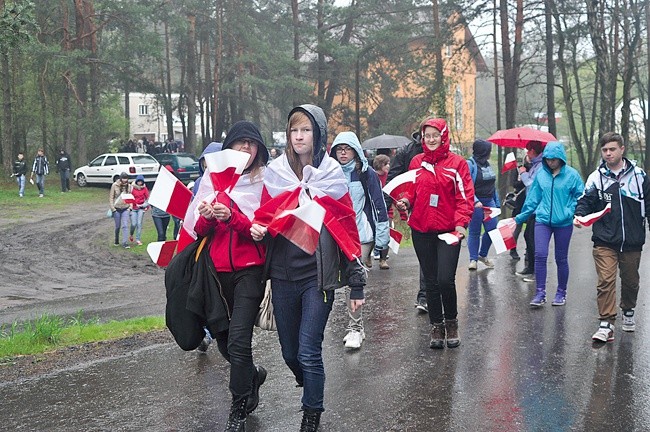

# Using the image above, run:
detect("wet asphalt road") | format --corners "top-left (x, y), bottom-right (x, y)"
top-left (2, 227), bottom-right (650, 431)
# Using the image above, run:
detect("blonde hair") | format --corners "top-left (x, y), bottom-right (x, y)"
top-left (285, 111), bottom-right (314, 179)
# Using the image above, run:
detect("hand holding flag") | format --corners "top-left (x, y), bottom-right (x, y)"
top-left (438, 231), bottom-right (463, 245)
top-left (483, 207), bottom-right (502, 221)
top-left (574, 203), bottom-right (611, 227)
top-left (204, 149), bottom-right (250, 193)
top-left (383, 170), bottom-right (417, 202)
top-left (488, 224), bottom-right (517, 254)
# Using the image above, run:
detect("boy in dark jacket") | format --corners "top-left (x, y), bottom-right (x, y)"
top-left (13, 152), bottom-right (27, 197)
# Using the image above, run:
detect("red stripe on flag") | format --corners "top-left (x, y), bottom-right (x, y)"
top-left (267, 201), bottom-right (324, 255)
top-left (316, 194), bottom-right (361, 260)
top-left (176, 227), bottom-right (196, 254)
top-left (146, 240), bottom-right (178, 267)
top-left (166, 181), bottom-right (193, 220)
top-left (501, 152), bottom-right (517, 174)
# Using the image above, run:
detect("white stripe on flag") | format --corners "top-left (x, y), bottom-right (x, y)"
top-left (488, 228), bottom-right (508, 254)
top-left (148, 167), bottom-right (177, 210)
top-left (383, 170), bottom-right (417, 197)
top-left (277, 200), bottom-right (326, 233)
top-left (204, 149), bottom-right (250, 175)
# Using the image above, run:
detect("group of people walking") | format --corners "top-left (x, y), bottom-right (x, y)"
top-left (108, 173), bottom-right (151, 248)
top-left (12, 148), bottom-right (72, 197)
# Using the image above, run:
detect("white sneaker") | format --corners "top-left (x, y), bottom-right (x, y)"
top-left (344, 330), bottom-right (365, 349)
top-left (592, 321), bottom-right (614, 342)
top-left (622, 310), bottom-right (635, 332)
top-left (468, 260), bottom-right (477, 270)
top-left (478, 256), bottom-right (494, 268)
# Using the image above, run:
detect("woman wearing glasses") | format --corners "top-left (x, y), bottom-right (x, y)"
top-left (330, 131), bottom-right (389, 350)
top-left (396, 118), bottom-right (474, 349)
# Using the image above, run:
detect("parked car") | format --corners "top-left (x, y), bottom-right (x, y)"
top-left (153, 153), bottom-right (200, 184)
top-left (74, 153), bottom-right (160, 187)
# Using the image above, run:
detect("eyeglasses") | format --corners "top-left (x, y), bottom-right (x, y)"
top-left (335, 146), bottom-right (353, 154)
top-left (424, 134), bottom-right (441, 140)
top-left (233, 139), bottom-right (258, 148)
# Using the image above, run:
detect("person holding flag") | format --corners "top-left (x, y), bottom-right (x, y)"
top-left (395, 118), bottom-right (474, 349)
top-left (330, 131), bottom-right (389, 350)
top-left (193, 121), bottom-right (270, 432)
top-left (504, 141), bottom-right (584, 308)
top-left (574, 132), bottom-right (650, 343)
top-left (466, 139), bottom-right (500, 270)
top-left (250, 105), bottom-right (365, 432)
top-left (109, 172), bottom-right (133, 248)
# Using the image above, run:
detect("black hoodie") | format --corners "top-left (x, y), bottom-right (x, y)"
top-left (222, 120), bottom-right (270, 167)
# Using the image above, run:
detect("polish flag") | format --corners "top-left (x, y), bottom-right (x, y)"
top-left (575, 203), bottom-right (612, 227)
top-left (483, 207), bottom-right (502, 221)
top-left (438, 231), bottom-right (463, 245)
top-left (146, 240), bottom-right (178, 267)
top-left (267, 200), bottom-right (326, 255)
top-left (204, 149), bottom-right (250, 193)
top-left (120, 193), bottom-right (137, 205)
top-left (388, 228), bottom-right (403, 255)
top-left (383, 170), bottom-right (417, 201)
top-left (149, 167), bottom-right (193, 220)
top-left (315, 194), bottom-right (361, 260)
top-left (488, 225), bottom-right (517, 254)
top-left (501, 152), bottom-right (517, 174)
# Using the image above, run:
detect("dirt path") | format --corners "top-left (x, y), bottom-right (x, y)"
top-left (0, 197), bottom-right (166, 327)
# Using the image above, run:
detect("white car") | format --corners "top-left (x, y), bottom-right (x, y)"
top-left (74, 153), bottom-right (160, 187)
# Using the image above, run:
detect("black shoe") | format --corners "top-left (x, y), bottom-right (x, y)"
top-left (246, 365), bottom-right (267, 414)
top-left (510, 250), bottom-right (520, 260)
top-left (300, 410), bottom-right (321, 432)
top-left (415, 298), bottom-right (428, 314)
top-left (515, 267), bottom-right (534, 277)
top-left (225, 398), bottom-right (247, 432)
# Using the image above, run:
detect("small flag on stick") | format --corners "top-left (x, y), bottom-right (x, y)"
top-left (501, 152), bottom-right (517, 174)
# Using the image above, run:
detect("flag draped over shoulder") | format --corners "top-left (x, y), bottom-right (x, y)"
top-left (254, 153), bottom-right (361, 260)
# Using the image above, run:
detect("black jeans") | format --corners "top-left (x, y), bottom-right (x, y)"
top-left (213, 266), bottom-right (264, 403)
top-left (411, 230), bottom-right (461, 324)
top-left (523, 215), bottom-right (536, 270)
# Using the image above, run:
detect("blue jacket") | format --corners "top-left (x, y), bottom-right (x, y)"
top-left (515, 141), bottom-right (584, 228)
top-left (330, 131), bottom-right (390, 249)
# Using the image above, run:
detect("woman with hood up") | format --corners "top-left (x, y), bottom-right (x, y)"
top-left (330, 131), bottom-right (389, 350)
top-left (466, 139), bottom-right (500, 270)
top-left (396, 118), bottom-right (474, 349)
top-left (250, 105), bottom-right (366, 431)
top-left (505, 141), bottom-right (584, 308)
top-left (193, 121), bottom-right (269, 432)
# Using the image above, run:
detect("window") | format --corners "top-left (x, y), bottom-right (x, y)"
top-left (117, 156), bottom-right (130, 165)
top-left (454, 85), bottom-right (463, 131)
top-left (104, 156), bottom-right (118, 166)
top-left (89, 156), bottom-right (105, 167)
top-left (445, 45), bottom-right (452, 58)
top-left (138, 104), bottom-right (149, 116)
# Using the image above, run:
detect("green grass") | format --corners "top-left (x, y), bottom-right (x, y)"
top-left (0, 312), bottom-right (166, 360)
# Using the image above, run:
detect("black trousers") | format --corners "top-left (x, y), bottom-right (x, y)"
top-left (213, 266), bottom-right (264, 403)
top-left (411, 230), bottom-right (461, 324)
top-left (523, 215), bottom-right (536, 270)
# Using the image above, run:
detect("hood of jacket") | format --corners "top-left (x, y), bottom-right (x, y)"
top-left (199, 142), bottom-right (223, 176)
top-left (472, 139), bottom-right (492, 166)
top-left (133, 174), bottom-right (146, 189)
top-left (222, 120), bottom-right (269, 167)
top-left (330, 131), bottom-right (368, 172)
top-left (542, 141), bottom-right (567, 172)
top-left (420, 118), bottom-right (450, 164)
top-left (288, 104), bottom-right (328, 167)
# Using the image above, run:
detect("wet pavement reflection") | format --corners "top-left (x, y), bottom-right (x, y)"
top-left (2, 228), bottom-right (649, 431)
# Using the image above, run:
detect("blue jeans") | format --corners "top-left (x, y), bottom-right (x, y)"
top-left (152, 215), bottom-right (170, 241)
top-left (16, 175), bottom-right (25, 196)
top-left (467, 197), bottom-right (499, 261)
top-left (113, 209), bottom-right (130, 245)
top-left (271, 277), bottom-right (333, 412)
top-left (129, 209), bottom-right (145, 242)
top-left (36, 174), bottom-right (45, 195)
top-left (59, 169), bottom-right (70, 192)
top-left (534, 223), bottom-right (573, 296)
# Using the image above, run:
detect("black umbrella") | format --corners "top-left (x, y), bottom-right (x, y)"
top-left (361, 134), bottom-right (411, 150)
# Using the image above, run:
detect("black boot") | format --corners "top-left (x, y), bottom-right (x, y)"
top-left (224, 397), bottom-right (247, 432)
top-left (246, 365), bottom-right (267, 414)
top-left (299, 409), bottom-right (321, 432)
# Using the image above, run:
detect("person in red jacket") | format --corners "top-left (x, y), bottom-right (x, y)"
top-left (129, 175), bottom-right (150, 246)
top-left (194, 120), bottom-right (269, 432)
top-left (396, 118), bottom-right (474, 349)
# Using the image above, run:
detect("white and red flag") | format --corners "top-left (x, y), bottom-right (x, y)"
top-left (267, 199), bottom-right (326, 255)
top-left (315, 194), bottom-right (361, 260)
top-left (148, 167), bottom-right (193, 220)
top-left (438, 231), bottom-right (463, 245)
top-left (575, 203), bottom-right (612, 227)
top-left (120, 193), bottom-right (137, 205)
top-left (146, 240), bottom-right (178, 267)
top-left (203, 149), bottom-right (251, 193)
top-left (501, 152), bottom-right (518, 174)
top-left (483, 206), bottom-right (502, 221)
top-left (383, 170), bottom-right (417, 202)
top-left (388, 228), bottom-right (403, 255)
top-left (488, 224), bottom-right (517, 254)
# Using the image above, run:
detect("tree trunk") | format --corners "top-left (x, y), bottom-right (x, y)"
top-left (186, 14), bottom-right (197, 153)
top-left (1, 49), bottom-right (12, 172)
top-left (164, 19), bottom-right (174, 140)
top-left (545, 0), bottom-right (556, 137)
top-left (291, 0), bottom-right (299, 107)
top-left (212, 0), bottom-right (223, 142)
top-left (646, 0), bottom-right (650, 171)
top-left (431, 0), bottom-right (446, 117)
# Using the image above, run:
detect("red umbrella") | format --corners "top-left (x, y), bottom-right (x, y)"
top-left (487, 127), bottom-right (557, 148)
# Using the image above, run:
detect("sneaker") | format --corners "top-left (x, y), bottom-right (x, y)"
top-left (300, 409), bottom-right (321, 432)
top-left (122, 244), bottom-right (130, 249)
top-left (551, 292), bottom-right (566, 306)
top-left (468, 260), bottom-right (478, 270)
top-left (415, 298), bottom-right (428, 314)
top-left (344, 330), bottom-right (365, 349)
top-left (129, 235), bottom-right (134, 242)
top-left (429, 322), bottom-right (446, 349)
top-left (529, 293), bottom-right (546, 308)
top-left (372, 251), bottom-right (380, 260)
top-left (136, 240), bottom-right (143, 246)
top-left (515, 267), bottom-right (534, 276)
top-left (246, 365), bottom-right (267, 414)
top-left (510, 249), bottom-right (521, 261)
top-left (113, 243), bottom-right (120, 247)
top-left (379, 259), bottom-right (389, 270)
top-left (622, 310), bottom-right (635, 332)
top-left (478, 256), bottom-right (494, 268)
top-left (39, 194), bottom-right (44, 198)
top-left (523, 275), bottom-right (536, 283)
top-left (197, 334), bottom-right (212, 352)
top-left (592, 321), bottom-right (615, 342)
